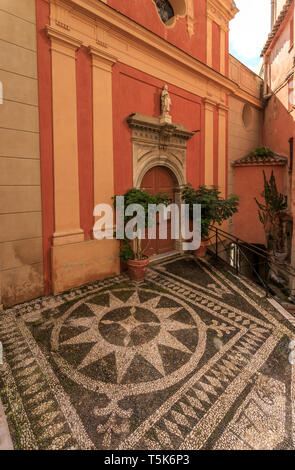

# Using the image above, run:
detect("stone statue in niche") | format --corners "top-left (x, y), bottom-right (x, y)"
top-left (160, 85), bottom-right (172, 123)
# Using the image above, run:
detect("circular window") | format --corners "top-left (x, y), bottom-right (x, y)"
top-left (153, 0), bottom-right (174, 23)
top-left (153, 0), bottom-right (186, 26)
top-left (242, 104), bottom-right (253, 129)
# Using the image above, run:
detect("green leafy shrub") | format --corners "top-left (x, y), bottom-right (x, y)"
top-left (113, 188), bottom-right (171, 261)
top-left (181, 184), bottom-right (239, 239)
top-left (252, 146), bottom-right (274, 157)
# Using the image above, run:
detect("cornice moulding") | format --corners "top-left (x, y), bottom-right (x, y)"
top-left (88, 45), bottom-right (117, 65)
top-left (217, 103), bottom-right (229, 111)
top-left (127, 113), bottom-right (195, 142)
top-left (49, 0), bottom-right (263, 108)
top-left (203, 97), bottom-right (219, 108)
top-left (46, 24), bottom-right (83, 49)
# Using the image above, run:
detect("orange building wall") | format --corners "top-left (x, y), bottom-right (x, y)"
top-left (213, 106), bottom-right (219, 185)
top-left (225, 30), bottom-right (229, 76)
top-left (112, 62), bottom-right (204, 196)
top-left (264, 7), bottom-right (295, 158)
top-left (264, 94), bottom-right (294, 158)
top-left (32, 0), bottom-right (236, 298)
top-left (108, 0), bottom-right (207, 63)
top-left (234, 165), bottom-right (285, 245)
top-left (36, 0), bottom-right (54, 295)
top-left (212, 21), bottom-right (221, 72)
top-left (76, 47), bottom-right (94, 241)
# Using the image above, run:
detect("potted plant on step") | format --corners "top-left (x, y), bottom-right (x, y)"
top-left (181, 184), bottom-right (239, 258)
top-left (114, 188), bottom-right (171, 281)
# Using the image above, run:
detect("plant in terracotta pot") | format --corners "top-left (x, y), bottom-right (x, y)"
top-left (181, 183), bottom-right (239, 258)
top-left (114, 188), bottom-right (171, 281)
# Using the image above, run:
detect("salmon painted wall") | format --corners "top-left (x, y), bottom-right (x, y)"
top-left (112, 62), bottom-right (204, 195)
top-left (264, 91), bottom-right (295, 159)
top-left (212, 21), bottom-right (220, 72)
top-left (213, 106), bottom-right (219, 185)
top-left (36, 1), bottom-right (95, 294)
top-left (36, 0), bottom-right (54, 295)
top-left (225, 30), bottom-right (229, 77)
top-left (264, 9), bottom-right (295, 157)
top-left (76, 47), bottom-right (94, 240)
top-left (234, 166), bottom-right (285, 245)
top-left (107, 0), bottom-right (207, 63)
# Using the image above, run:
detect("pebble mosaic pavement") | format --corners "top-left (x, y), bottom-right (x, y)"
top-left (1, 256), bottom-right (295, 450)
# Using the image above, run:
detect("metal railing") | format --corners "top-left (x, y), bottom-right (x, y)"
top-left (206, 225), bottom-right (295, 304)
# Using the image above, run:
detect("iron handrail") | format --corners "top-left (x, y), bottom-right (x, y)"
top-left (207, 225), bottom-right (295, 301)
top-left (208, 225), bottom-right (295, 277)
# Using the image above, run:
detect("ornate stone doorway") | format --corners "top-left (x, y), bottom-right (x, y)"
top-left (126, 85), bottom-right (195, 258)
top-left (141, 165), bottom-right (177, 257)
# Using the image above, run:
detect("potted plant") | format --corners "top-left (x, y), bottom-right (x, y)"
top-left (181, 183), bottom-right (239, 258)
top-left (255, 171), bottom-right (288, 284)
top-left (114, 188), bottom-right (171, 281)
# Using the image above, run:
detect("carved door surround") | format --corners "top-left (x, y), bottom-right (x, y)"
top-left (127, 113), bottom-right (195, 255)
top-left (127, 113), bottom-right (194, 189)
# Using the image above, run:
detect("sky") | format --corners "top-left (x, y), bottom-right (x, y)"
top-left (229, 0), bottom-right (271, 73)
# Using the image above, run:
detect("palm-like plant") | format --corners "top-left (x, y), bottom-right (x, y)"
top-left (255, 171), bottom-right (287, 252)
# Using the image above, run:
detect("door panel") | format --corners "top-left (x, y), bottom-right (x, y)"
top-left (141, 166), bottom-right (176, 257)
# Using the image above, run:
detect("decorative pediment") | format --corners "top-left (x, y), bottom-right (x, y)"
top-left (127, 113), bottom-right (195, 151)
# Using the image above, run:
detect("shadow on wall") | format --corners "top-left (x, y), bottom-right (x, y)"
top-left (233, 76), bottom-right (295, 246)
top-left (234, 164), bottom-right (286, 245)
top-left (264, 93), bottom-right (294, 157)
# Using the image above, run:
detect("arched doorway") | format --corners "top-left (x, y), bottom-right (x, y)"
top-left (141, 166), bottom-right (177, 257)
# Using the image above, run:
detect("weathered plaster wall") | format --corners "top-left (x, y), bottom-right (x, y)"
top-left (269, 19), bottom-right (293, 93)
top-left (263, 2), bottom-right (295, 277)
top-left (264, 9), bottom-right (294, 158)
top-left (107, 0), bottom-right (207, 63)
top-left (0, 0), bottom-right (44, 306)
top-left (234, 165), bottom-right (285, 245)
top-left (228, 55), bottom-right (263, 239)
top-left (35, 0), bottom-right (237, 295)
top-left (112, 62), bottom-right (203, 196)
top-left (228, 96), bottom-right (262, 191)
top-left (263, 4), bottom-right (294, 223)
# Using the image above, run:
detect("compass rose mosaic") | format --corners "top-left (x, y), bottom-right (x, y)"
top-left (52, 289), bottom-right (206, 395)
top-left (1, 257), bottom-right (295, 450)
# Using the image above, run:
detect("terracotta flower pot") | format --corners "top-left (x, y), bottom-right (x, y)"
top-left (127, 257), bottom-right (150, 281)
top-left (193, 239), bottom-right (209, 258)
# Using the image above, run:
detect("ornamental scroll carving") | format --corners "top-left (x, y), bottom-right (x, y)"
top-left (127, 112), bottom-right (195, 187)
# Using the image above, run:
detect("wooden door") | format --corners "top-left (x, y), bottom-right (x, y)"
top-left (141, 166), bottom-right (176, 257)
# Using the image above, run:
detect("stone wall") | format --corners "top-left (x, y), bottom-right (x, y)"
top-left (0, 0), bottom-right (44, 306)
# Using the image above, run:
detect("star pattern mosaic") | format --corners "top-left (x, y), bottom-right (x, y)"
top-left (1, 256), bottom-right (295, 450)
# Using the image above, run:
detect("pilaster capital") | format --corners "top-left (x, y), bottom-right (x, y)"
top-left (217, 103), bottom-right (229, 114)
top-left (203, 97), bottom-right (217, 110)
top-left (45, 25), bottom-right (83, 51)
top-left (88, 46), bottom-right (117, 72)
top-left (207, 0), bottom-right (230, 32)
